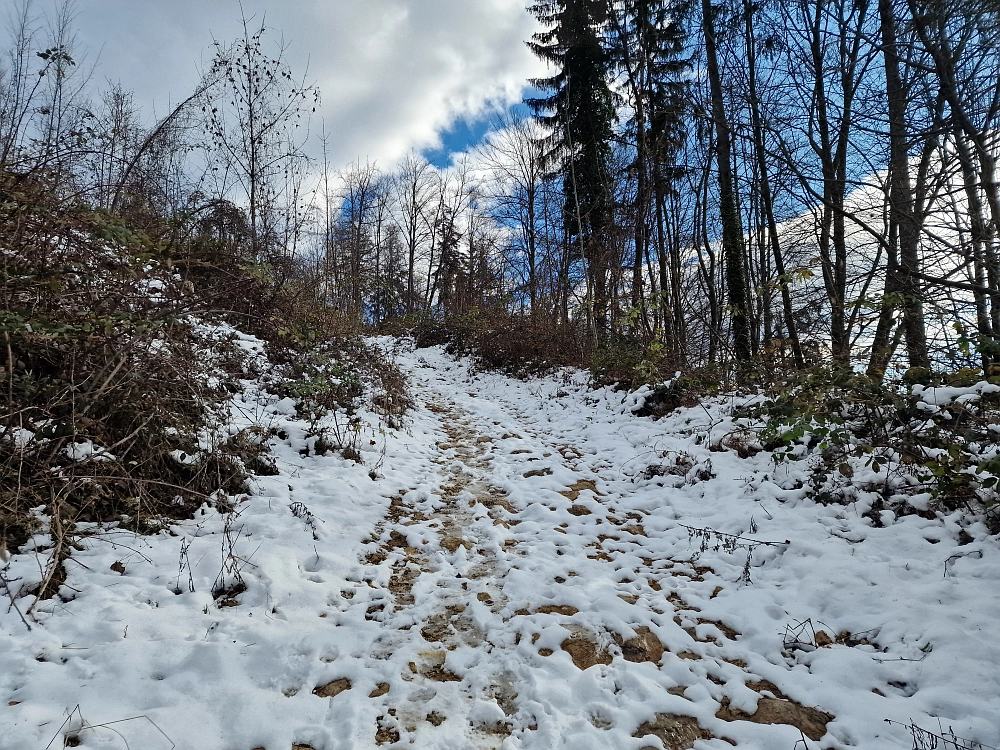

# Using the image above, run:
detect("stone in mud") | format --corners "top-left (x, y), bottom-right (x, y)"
top-left (312, 678), bottom-right (351, 698)
top-left (716, 697), bottom-right (834, 741)
top-left (420, 614), bottom-right (452, 643)
top-left (417, 649), bottom-right (463, 682)
top-left (386, 530), bottom-right (413, 550)
top-left (375, 716), bottom-right (400, 745)
top-left (633, 714), bottom-right (713, 750)
top-left (424, 665), bottom-right (462, 682)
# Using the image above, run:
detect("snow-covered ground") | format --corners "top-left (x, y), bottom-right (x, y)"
top-left (2, 339), bottom-right (999, 750)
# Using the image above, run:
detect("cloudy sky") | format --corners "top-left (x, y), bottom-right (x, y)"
top-left (66, 0), bottom-right (545, 169)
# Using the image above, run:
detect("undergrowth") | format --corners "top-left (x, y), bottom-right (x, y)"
top-left (410, 309), bottom-right (587, 377)
top-left (0, 171), bottom-right (412, 598)
top-left (734, 368), bottom-right (1000, 530)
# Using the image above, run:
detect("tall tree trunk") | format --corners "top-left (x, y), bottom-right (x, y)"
top-left (744, 0), bottom-right (804, 367)
top-left (702, 0), bottom-right (753, 364)
top-left (955, 132), bottom-right (998, 368)
top-left (878, 0), bottom-right (929, 370)
top-left (908, 0), bottom-right (1000, 237)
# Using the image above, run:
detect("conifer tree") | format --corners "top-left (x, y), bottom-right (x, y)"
top-left (526, 0), bottom-right (617, 342)
top-left (608, 0), bottom-right (692, 347)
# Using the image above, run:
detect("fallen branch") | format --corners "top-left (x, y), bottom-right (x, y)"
top-left (884, 719), bottom-right (998, 750)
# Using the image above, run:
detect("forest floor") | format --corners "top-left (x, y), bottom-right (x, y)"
top-left (2, 338), bottom-right (999, 750)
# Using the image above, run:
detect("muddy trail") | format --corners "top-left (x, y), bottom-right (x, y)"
top-left (3, 342), bottom-right (996, 750)
top-left (351, 369), bottom-right (834, 750)
top-left (360, 397), bottom-right (517, 747)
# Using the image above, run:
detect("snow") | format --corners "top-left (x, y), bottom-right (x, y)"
top-left (912, 381), bottom-right (1000, 406)
top-left (2, 339), bottom-right (999, 750)
top-left (64, 440), bottom-right (117, 463)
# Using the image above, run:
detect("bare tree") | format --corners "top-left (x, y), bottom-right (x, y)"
top-left (204, 13), bottom-right (318, 262)
top-left (391, 153), bottom-right (437, 314)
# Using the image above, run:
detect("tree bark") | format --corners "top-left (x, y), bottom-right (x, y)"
top-left (702, 0), bottom-right (753, 364)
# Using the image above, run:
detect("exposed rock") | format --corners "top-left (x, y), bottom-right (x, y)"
top-left (716, 697), bottom-right (834, 741)
top-left (440, 536), bottom-right (471, 552)
top-left (369, 682), bottom-right (390, 698)
top-left (312, 677), bottom-right (351, 698)
top-left (698, 618), bottom-right (741, 641)
top-left (558, 478), bottom-right (602, 500)
top-left (534, 604), bottom-right (579, 615)
top-left (561, 631), bottom-right (613, 669)
top-left (745, 679), bottom-right (787, 700)
top-left (619, 626), bottom-right (664, 664)
top-left (633, 714), bottom-right (713, 750)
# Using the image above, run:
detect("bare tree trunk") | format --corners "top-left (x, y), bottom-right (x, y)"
top-left (878, 0), bottom-right (929, 370)
top-left (955, 132), bottom-right (998, 368)
top-left (702, 0), bottom-right (752, 364)
top-left (744, 0), bottom-right (804, 367)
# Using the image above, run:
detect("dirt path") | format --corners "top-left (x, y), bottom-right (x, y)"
top-left (2, 345), bottom-right (993, 750)
top-left (349, 360), bottom-right (835, 750)
top-left (361, 395), bottom-right (520, 747)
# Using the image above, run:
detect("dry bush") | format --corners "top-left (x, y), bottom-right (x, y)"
top-left (411, 308), bottom-right (588, 377)
top-left (0, 172), bottom-right (259, 590)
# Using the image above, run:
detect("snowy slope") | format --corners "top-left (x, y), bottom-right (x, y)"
top-left (2, 339), bottom-right (998, 750)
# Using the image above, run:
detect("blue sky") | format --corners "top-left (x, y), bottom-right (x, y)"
top-left (423, 115), bottom-right (497, 168)
top-left (422, 100), bottom-right (538, 168)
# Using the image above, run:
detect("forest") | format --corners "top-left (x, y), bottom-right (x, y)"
top-left (3, 0), bottom-right (1000, 542)
top-left (5, 0), bottom-right (1000, 372)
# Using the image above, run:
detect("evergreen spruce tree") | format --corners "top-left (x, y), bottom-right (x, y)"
top-left (526, 0), bottom-right (617, 342)
top-left (607, 0), bottom-right (692, 348)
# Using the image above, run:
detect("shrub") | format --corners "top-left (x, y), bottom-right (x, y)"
top-left (0, 172), bottom-right (258, 590)
top-left (738, 367), bottom-right (1000, 525)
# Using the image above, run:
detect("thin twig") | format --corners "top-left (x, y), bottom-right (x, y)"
top-left (0, 569), bottom-right (32, 630)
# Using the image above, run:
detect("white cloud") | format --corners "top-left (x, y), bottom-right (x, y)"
top-left (69, 0), bottom-right (545, 169)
